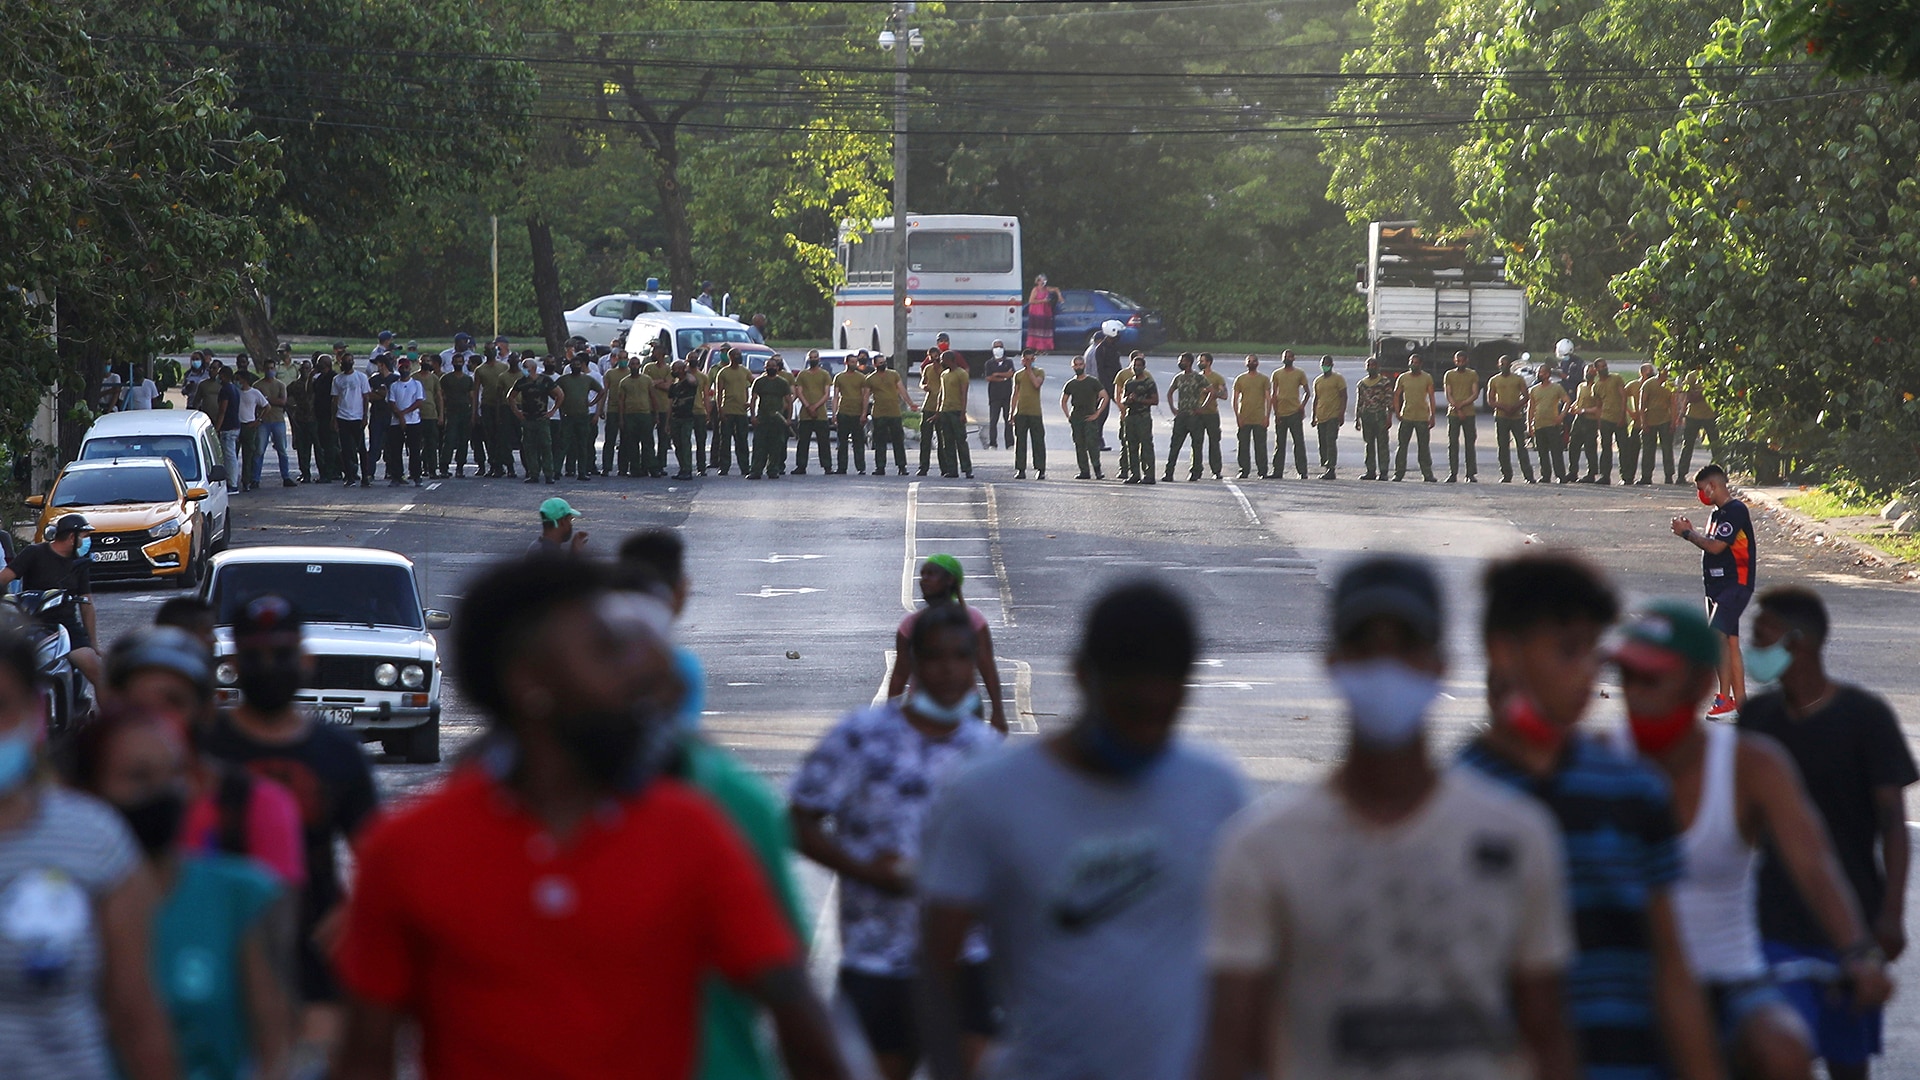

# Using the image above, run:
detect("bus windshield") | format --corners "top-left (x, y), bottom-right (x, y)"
top-left (909, 231), bottom-right (1015, 274)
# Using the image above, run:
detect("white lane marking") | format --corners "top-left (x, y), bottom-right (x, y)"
top-left (752, 554), bottom-right (825, 563)
top-left (985, 484), bottom-right (1015, 629)
top-left (425, 483), bottom-right (442, 491)
top-left (737, 585), bottom-right (821, 598)
top-left (1222, 480), bottom-right (1260, 526)
top-left (809, 877), bottom-right (840, 989)
top-left (1012, 658), bottom-right (1038, 734)
top-left (901, 482), bottom-right (920, 613)
top-left (915, 536), bottom-right (991, 543)
top-left (400, 504), bottom-right (416, 512)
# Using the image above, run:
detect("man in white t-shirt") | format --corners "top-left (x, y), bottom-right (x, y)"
top-left (331, 355), bottom-right (373, 487)
top-left (118, 365), bottom-right (159, 410)
top-left (1201, 556), bottom-right (1578, 1080)
top-left (384, 357), bottom-right (427, 486)
top-left (235, 372), bottom-right (271, 492)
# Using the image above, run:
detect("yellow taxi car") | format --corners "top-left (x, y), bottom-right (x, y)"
top-left (29, 457), bottom-right (211, 586)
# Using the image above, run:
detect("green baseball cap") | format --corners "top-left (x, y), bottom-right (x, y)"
top-left (538, 498), bottom-right (582, 525)
top-left (923, 553), bottom-right (964, 587)
top-left (1614, 600), bottom-right (1721, 673)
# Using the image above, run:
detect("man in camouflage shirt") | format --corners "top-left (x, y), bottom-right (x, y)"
top-left (1163, 352), bottom-right (1209, 483)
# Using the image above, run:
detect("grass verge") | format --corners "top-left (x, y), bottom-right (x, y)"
top-left (1779, 483), bottom-right (1915, 564)
top-left (1781, 488), bottom-right (1882, 521)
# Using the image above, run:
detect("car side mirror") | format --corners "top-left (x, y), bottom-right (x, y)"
top-left (24, 495), bottom-right (43, 509)
top-left (208, 465), bottom-right (229, 483)
top-left (423, 609), bottom-right (452, 630)
top-left (185, 487), bottom-right (209, 501)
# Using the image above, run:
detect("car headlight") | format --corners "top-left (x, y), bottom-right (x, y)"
top-left (400, 664), bottom-right (426, 689)
top-left (150, 519), bottom-right (181, 540)
top-left (373, 663), bottom-right (398, 688)
top-left (215, 661), bottom-right (238, 686)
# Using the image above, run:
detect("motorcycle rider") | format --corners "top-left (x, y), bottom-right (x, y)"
top-left (0, 513), bottom-right (103, 688)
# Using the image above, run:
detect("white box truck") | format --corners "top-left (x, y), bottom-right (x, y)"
top-left (1355, 220), bottom-right (1527, 375)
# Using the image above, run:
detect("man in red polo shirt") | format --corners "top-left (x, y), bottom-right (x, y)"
top-left (331, 558), bottom-right (848, 1080)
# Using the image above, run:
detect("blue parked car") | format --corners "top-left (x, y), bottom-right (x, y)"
top-left (1046, 289), bottom-right (1169, 353)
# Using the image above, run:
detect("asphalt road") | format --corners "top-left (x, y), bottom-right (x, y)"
top-left (88, 355), bottom-right (1920, 1070)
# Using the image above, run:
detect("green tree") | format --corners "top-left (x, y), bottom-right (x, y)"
top-left (3, 0), bottom-right (274, 462)
top-left (1614, 19), bottom-right (1920, 491)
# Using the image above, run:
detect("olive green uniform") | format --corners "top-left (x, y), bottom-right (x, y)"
top-left (1011, 365), bottom-right (1046, 476)
top-left (938, 365), bottom-right (972, 477)
top-left (714, 363), bottom-right (754, 475)
top-left (511, 372), bottom-right (557, 482)
top-left (1393, 370), bottom-right (1437, 481)
top-left (831, 367), bottom-right (869, 474)
top-left (1485, 371), bottom-right (1534, 482)
top-left (866, 368), bottom-right (908, 474)
top-left (555, 371), bottom-right (598, 479)
top-left (917, 360), bottom-right (944, 475)
top-left (1442, 366), bottom-right (1480, 481)
top-left (748, 373), bottom-right (792, 479)
top-left (1164, 370), bottom-right (1209, 481)
top-left (792, 366), bottom-right (834, 474)
top-left (1531, 380), bottom-right (1571, 481)
top-left (1116, 368), bottom-right (1158, 483)
top-left (438, 368), bottom-right (476, 474)
top-left (1637, 376), bottom-right (1676, 484)
top-left (1269, 365), bottom-right (1309, 478)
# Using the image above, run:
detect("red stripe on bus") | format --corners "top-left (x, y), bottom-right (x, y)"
top-left (836, 299), bottom-right (1019, 308)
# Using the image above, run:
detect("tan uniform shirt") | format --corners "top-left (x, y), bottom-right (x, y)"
top-left (1311, 373), bottom-right (1347, 425)
top-left (1197, 370), bottom-right (1227, 416)
top-left (1589, 373), bottom-right (1628, 425)
top-left (1443, 367), bottom-right (1480, 415)
top-left (1486, 373), bottom-right (1529, 418)
top-left (1395, 371), bottom-right (1436, 422)
top-left (940, 366), bottom-right (970, 414)
top-left (1012, 366), bottom-right (1046, 416)
top-left (1270, 367), bottom-right (1308, 417)
top-left (715, 364), bottom-right (754, 416)
top-left (832, 369), bottom-right (868, 418)
top-left (1233, 372), bottom-right (1269, 426)
top-left (795, 368), bottom-right (833, 419)
top-left (867, 369), bottom-right (906, 418)
top-left (1530, 383), bottom-right (1570, 429)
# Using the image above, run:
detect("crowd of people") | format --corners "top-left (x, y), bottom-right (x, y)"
top-left (0, 494), bottom-right (1908, 1079)
top-left (111, 331), bottom-right (1722, 494)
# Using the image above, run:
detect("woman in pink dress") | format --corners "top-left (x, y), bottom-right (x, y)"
top-left (1024, 274), bottom-right (1064, 353)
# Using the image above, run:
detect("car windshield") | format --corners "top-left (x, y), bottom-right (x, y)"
top-left (80, 436), bottom-right (199, 481)
top-left (211, 562), bottom-right (423, 629)
top-left (52, 467), bottom-right (177, 507)
top-left (677, 327), bottom-right (753, 354)
top-left (1097, 291), bottom-right (1141, 310)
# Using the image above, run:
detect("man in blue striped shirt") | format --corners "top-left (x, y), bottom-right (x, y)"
top-left (1459, 554), bottom-right (1721, 1080)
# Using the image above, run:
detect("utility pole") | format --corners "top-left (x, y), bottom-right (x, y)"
top-left (887, 3), bottom-right (915, 367)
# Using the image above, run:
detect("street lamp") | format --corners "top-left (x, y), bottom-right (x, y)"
top-left (880, 4), bottom-right (922, 366)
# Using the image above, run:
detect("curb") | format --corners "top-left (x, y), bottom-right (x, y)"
top-left (1735, 485), bottom-right (1912, 571)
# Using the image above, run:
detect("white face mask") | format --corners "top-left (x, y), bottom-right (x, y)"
top-left (1328, 658), bottom-right (1441, 750)
top-left (908, 689), bottom-right (980, 727)
top-left (992, 347), bottom-right (1005, 359)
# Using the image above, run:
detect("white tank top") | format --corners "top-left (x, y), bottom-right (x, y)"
top-left (1673, 722), bottom-right (1764, 980)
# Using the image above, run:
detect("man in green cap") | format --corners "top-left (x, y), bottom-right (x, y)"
top-left (883, 554), bottom-right (1008, 733)
top-left (1613, 600), bottom-right (1891, 1076)
top-left (529, 498), bottom-right (588, 556)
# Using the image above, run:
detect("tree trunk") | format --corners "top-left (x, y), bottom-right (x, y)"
top-left (654, 142), bottom-right (697, 313)
top-left (232, 272), bottom-right (280, 365)
top-left (527, 213), bottom-right (569, 357)
top-left (53, 298), bottom-right (106, 465)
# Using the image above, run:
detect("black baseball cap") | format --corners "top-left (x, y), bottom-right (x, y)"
top-left (1331, 556), bottom-right (1443, 645)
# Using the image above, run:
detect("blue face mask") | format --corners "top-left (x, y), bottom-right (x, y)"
top-left (908, 689), bottom-right (979, 728)
top-left (1742, 640), bottom-right (1794, 685)
top-left (0, 729), bottom-right (36, 795)
top-left (75, 537), bottom-right (91, 558)
top-left (190, 359), bottom-right (203, 370)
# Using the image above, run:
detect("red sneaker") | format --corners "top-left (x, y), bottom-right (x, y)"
top-left (1706, 694), bottom-right (1739, 720)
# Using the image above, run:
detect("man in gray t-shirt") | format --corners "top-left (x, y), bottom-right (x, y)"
top-left (918, 582), bottom-right (1246, 1080)
top-left (0, 787), bottom-right (143, 1080)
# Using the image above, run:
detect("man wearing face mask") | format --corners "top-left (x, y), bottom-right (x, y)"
top-left (1613, 601), bottom-right (1892, 1078)
top-left (792, 604), bottom-right (1003, 1080)
top-left (1202, 556), bottom-right (1578, 1080)
top-left (71, 710), bottom-right (294, 1080)
top-left (983, 340), bottom-right (1015, 449)
top-left (1672, 463), bottom-right (1755, 719)
top-left (1231, 354), bottom-right (1269, 479)
top-left (200, 597), bottom-right (378, 1049)
top-left (1, 514), bottom-right (105, 690)
top-left (885, 556), bottom-right (1007, 735)
top-left (332, 558), bottom-right (850, 1080)
top-left (1060, 355), bottom-right (1107, 480)
top-left (866, 355), bottom-right (910, 476)
top-left (1309, 354), bottom-right (1346, 481)
top-left (920, 583), bottom-right (1245, 1080)
top-left (1459, 555), bottom-right (1720, 1080)
top-left (1738, 587), bottom-right (1914, 1080)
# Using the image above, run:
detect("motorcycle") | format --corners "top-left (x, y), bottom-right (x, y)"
top-left (0, 589), bottom-right (95, 738)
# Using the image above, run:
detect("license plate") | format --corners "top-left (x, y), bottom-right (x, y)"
top-left (316, 706), bottom-right (356, 726)
top-left (92, 550), bottom-right (129, 562)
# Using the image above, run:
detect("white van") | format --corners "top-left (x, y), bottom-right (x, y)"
top-left (627, 313), bottom-right (759, 363)
top-left (77, 409), bottom-right (233, 551)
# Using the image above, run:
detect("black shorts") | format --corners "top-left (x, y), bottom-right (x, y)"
top-left (838, 964), bottom-right (999, 1059)
top-left (1705, 584), bottom-right (1752, 636)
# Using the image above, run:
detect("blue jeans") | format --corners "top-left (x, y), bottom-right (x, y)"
top-left (251, 420), bottom-right (291, 484)
top-left (218, 429), bottom-right (240, 490)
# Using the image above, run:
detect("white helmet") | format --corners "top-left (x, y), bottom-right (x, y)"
top-left (1100, 319), bottom-right (1126, 338)
top-left (1554, 338), bottom-right (1574, 358)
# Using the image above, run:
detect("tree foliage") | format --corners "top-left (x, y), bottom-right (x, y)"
top-left (2, 0), bottom-right (274, 461)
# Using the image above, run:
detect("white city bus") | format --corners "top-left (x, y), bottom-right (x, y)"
top-left (833, 214), bottom-right (1022, 355)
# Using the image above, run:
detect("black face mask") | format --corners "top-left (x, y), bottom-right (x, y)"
top-left (116, 788), bottom-right (187, 857)
top-left (551, 702), bottom-right (668, 794)
top-left (238, 655), bottom-right (302, 712)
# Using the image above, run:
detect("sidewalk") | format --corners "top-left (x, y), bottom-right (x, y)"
top-left (1737, 484), bottom-right (1918, 576)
